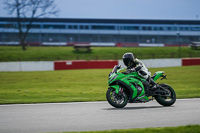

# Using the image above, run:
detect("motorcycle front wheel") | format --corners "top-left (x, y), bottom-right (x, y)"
top-left (106, 87), bottom-right (128, 108)
top-left (155, 84), bottom-right (176, 106)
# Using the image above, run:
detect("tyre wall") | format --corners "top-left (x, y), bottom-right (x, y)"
top-left (54, 60), bottom-right (118, 70)
top-left (118, 58), bottom-right (182, 68)
top-left (182, 58), bottom-right (200, 66)
top-left (0, 61), bottom-right (54, 71)
top-left (0, 58), bottom-right (199, 71)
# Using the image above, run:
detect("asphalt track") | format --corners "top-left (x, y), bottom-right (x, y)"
top-left (0, 98), bottom-right (200, 133)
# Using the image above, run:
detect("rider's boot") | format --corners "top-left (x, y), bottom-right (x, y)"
top-left (148, 77), bottom-right (158, 90)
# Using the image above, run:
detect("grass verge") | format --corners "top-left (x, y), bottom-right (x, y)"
top-left (0, 66), bottom-right (199, 104)
top-left (0, 46), bottom-right (200, 61)
top-left (51, 125), bottom-right (200, 133)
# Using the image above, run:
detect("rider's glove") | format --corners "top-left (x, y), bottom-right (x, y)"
top-left (127, 69), bottom-right (135, 73)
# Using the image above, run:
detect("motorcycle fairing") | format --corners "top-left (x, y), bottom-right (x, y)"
top-left (153, 71), bottom-right (165, 81)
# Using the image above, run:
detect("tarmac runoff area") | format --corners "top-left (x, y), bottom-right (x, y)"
top-left (0, 98), bottom-right (200, 133)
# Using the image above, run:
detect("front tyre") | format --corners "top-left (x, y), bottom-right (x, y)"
top-left (106, 87), bottom-right (128, 108)
top-left (155, 84), bottom-right (176, 106)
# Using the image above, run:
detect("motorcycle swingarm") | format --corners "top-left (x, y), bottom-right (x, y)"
top-left (152, 89), bottom-right (169, 96)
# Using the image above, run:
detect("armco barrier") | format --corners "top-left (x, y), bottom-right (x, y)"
top-left (139, 43), bottom-right (164, 47)
top-left (116, 43), bottom-right (138, 47)
top-left (0, 42), bottom-right (190, 47)
top-left (54, 60), bottom-right (118, 70)
top-left (182, 58), bottom-right (200, 66)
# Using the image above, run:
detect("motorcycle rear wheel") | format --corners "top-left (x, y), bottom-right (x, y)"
top-left (155, 84), bottom-right (176, 106)
top-left (106, 87), bottom-right (128, 108)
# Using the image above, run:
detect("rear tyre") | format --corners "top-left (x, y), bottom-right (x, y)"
top-left (155, 84), bottom-right (176, 106)
top-left (106, 87), bottom-right (128, 108)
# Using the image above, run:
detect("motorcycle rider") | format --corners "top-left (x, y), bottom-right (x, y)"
top-left (122, 52), bottom-right (157, 90)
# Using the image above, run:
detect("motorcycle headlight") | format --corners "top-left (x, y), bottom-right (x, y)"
top-left (110, 75), bottom-right (118, 81)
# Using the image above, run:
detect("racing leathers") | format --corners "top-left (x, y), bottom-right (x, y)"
top-left (127, 58), bottom-right (157, 89)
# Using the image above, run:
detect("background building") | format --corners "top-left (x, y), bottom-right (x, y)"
top-left (0, 17), bottom-right (200, 46)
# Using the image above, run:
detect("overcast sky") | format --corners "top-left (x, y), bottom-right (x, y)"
top-left (0, 0), bottom-right (200, 20)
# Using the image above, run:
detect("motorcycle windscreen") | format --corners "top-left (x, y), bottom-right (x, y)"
top-left (112, 65), bottom-right (118, 73)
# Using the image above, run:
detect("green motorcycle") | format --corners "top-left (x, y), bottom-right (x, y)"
top-left (106, 65), bottom-right (176, 108)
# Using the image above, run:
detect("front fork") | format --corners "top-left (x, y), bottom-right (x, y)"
top-left (110, 85), bottom-right (124, 97)
top-left (119, 87), bottom-right (123, 93)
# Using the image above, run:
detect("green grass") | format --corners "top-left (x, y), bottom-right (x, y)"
top-left (53, 125), bottom-right (200, 133)
top-left (0, 66), bottom-right (199, 104)
top-left (0, 46), bottom-right (200, 61)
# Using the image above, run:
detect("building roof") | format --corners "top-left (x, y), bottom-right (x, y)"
top-left (0, 17), bottom-right (200, 25)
